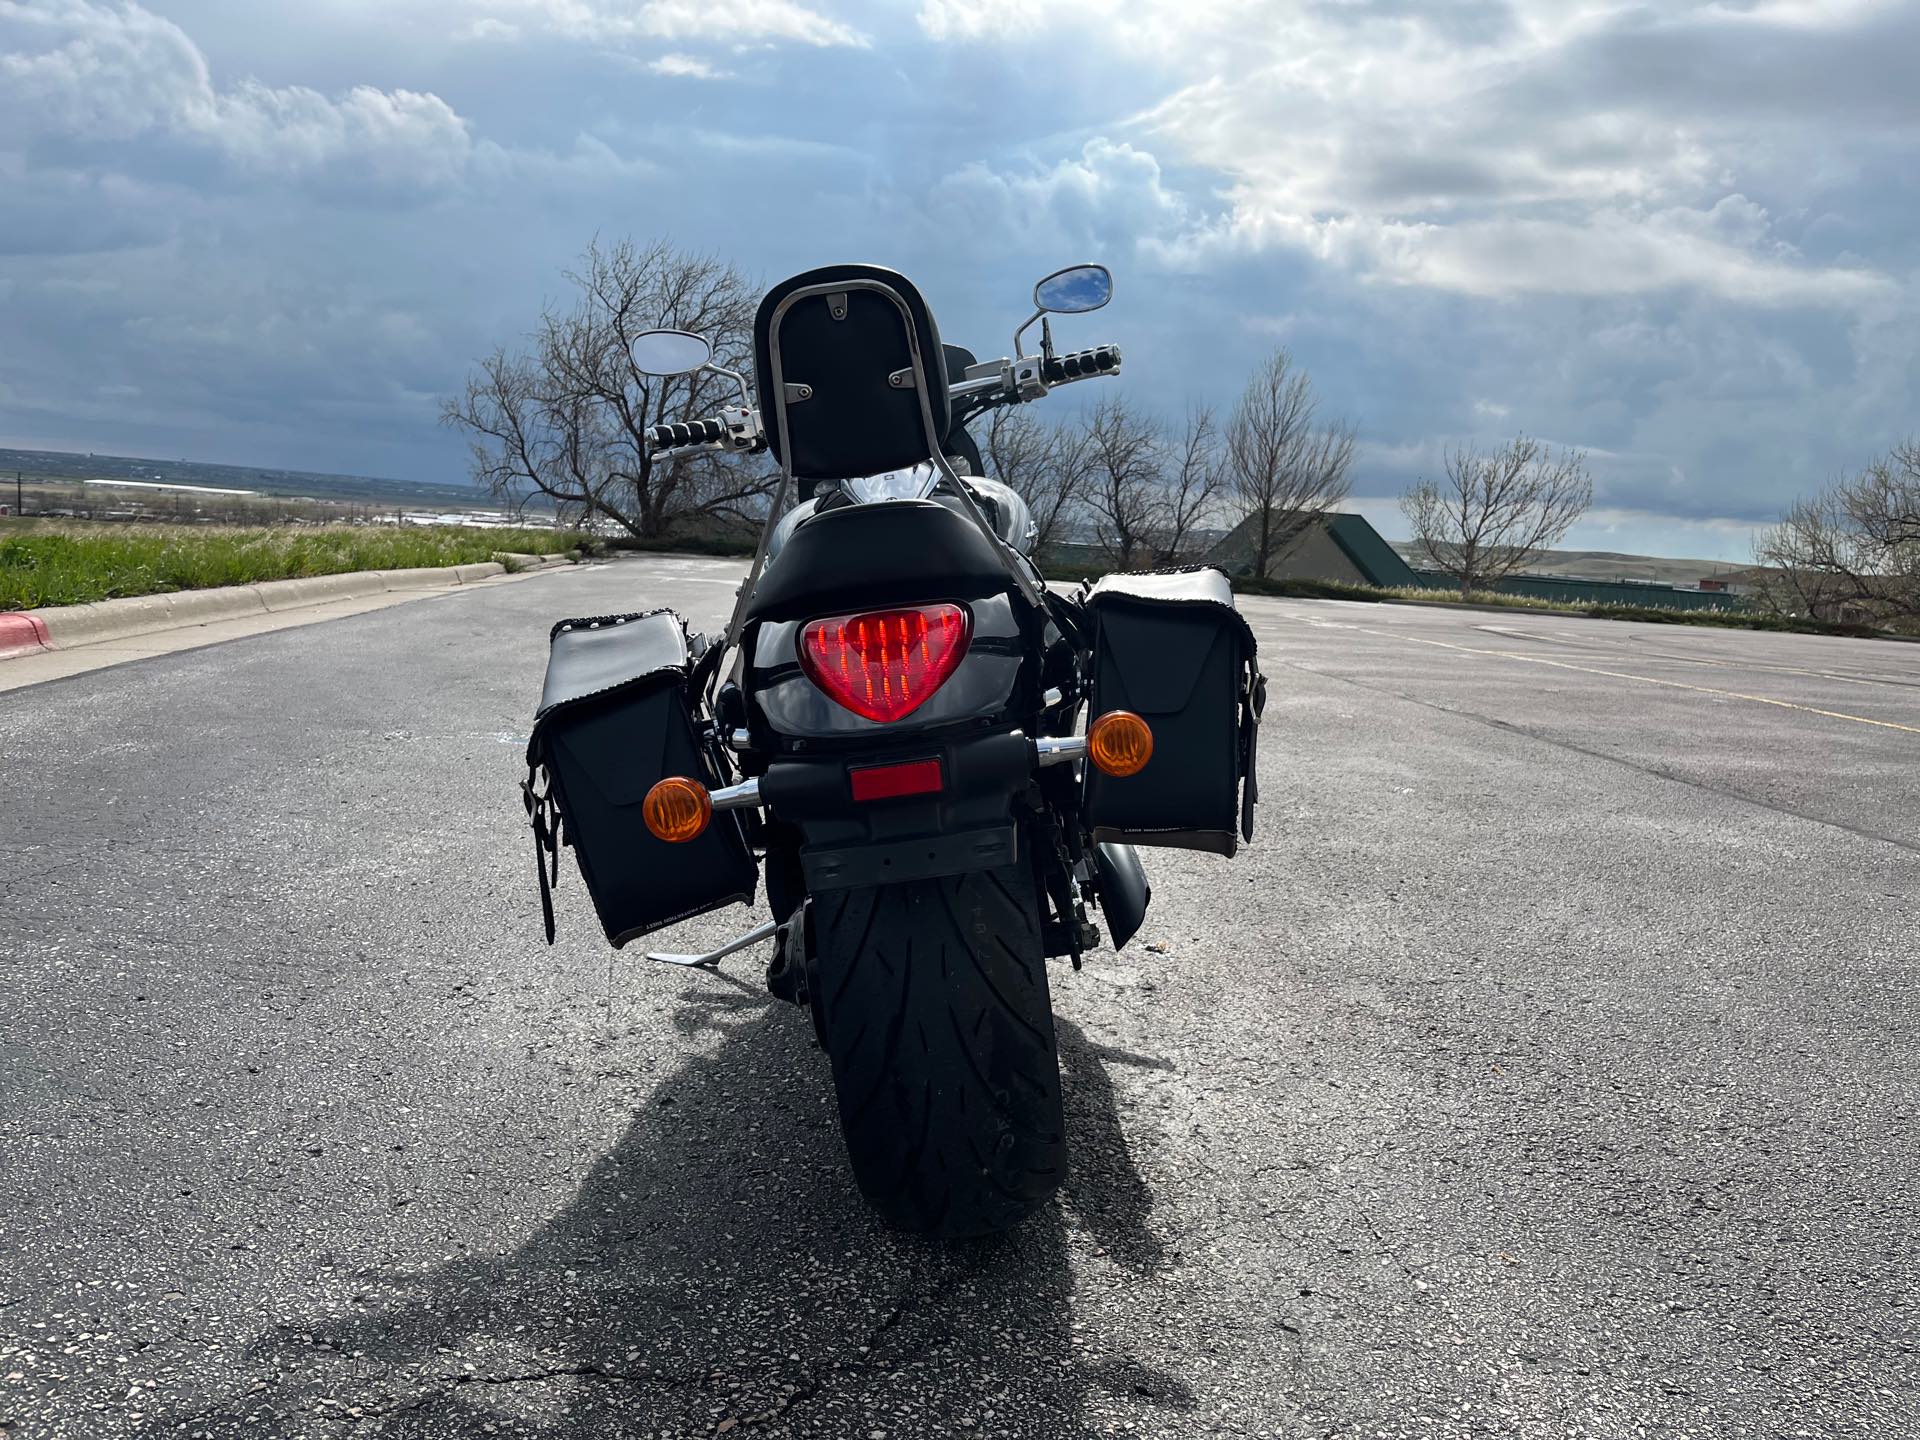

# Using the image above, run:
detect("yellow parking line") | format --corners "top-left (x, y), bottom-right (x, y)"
top-left (1378, 631), bottom-right (1920, 736)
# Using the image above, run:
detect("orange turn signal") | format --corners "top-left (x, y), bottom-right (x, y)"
top-left (1087, 710), bottom-right (1153, 777)
top-left (643, 776), bottom-right (712, 843)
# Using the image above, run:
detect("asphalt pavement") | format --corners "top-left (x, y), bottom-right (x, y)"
top-left (2, 554), bottom-right (1915, 1439)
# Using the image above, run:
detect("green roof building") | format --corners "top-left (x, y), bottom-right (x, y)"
top-left (1207, 510), bottom-right (1421, 588)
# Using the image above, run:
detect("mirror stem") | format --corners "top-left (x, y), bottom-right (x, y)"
top-left (704, 361), bottom-right (753, 409)
top-left (1012, 308), bottom-right (1043, 360)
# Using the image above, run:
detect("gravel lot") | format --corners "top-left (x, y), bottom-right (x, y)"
top-left (2, 553), bottom-right (1915, 1439)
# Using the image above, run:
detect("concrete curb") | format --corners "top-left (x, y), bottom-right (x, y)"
top-left (373, 568), bottom-right (449, 592)
top-left (254, 573), bottom-right (373, 611)
top-left (165, 588), bottom-right (270, 628)
top-left (37, 594), bottom-right (182, 648)
top-left (4, 555), bottom-right (569, 660)
top-left (495, 552), bottom-right (573, 572)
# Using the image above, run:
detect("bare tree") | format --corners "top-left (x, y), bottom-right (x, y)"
top-left (1081, 395), bottom-right (1165, 570)
top-left (443, 238), bottom-right (774, 539)
top-left (1754, 439), bottom-right (1920, 626)
top-left (1225, 349), bottom-right (1356, 578)
top-left (1154, 403), bottom-right (1224, 564)
top-left (1402, 435), bottom-right (1592, 596)
top-left (981, 407), bottom-right (1093, 559)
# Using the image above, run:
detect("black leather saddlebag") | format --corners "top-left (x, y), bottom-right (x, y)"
top-left (523, 610), bottom-right (756, 947)
top-left (1081, 568), bottom-right (1264, 856)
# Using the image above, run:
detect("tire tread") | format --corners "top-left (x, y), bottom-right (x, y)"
top-left (812, 862), bottom-right (1064, 1237)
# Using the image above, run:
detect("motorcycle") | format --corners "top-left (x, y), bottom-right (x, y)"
top-left (522, 262), bottom-right (1264, 1238)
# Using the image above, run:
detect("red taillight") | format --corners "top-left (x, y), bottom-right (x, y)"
top-left (798, 603), bottom-right (971, 723)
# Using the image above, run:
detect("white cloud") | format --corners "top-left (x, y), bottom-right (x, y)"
top-left (920, 0), bottom-right (1910, 310)
top-left (916, 0), bottom-right (1035, 42)
top-left (0, 0), bottom-right (679, 192)
top-left (917, 0), bottom-right (1240, 52)
top-left (468, 0), bottom-right (866, 48)
top-left (930, 139), bottom-right (1188, 254)
top-left (464, 16), bottom-right (521, 40)
top-left (1162, 199), bottom-right (1894, 309)
top-left (0, 0), bottom-right (474, 186)
top-left (472, 131), bottom-right (659, 184)
top-left (646, 51), bottom-right (727, 78)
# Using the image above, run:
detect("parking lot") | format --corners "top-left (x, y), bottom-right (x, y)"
top-left (2, 554), bottom-right (1915, 1438)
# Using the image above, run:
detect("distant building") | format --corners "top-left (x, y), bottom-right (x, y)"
top-left (1697, 568), bottom-right (1764, 595)
top-left (1206, 510), bottom-right (1421, 588)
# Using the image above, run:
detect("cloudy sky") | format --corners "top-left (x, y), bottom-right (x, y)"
top-left (3, 0), bottom-right (1916, 559)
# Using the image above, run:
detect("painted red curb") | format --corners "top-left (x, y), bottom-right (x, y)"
top-left (0, 611), bottom-right (53, 659)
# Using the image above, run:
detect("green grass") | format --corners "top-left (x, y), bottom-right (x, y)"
top-left (0, 519), bottom-right (588, 610)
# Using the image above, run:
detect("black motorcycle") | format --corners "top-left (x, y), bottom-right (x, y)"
top-left (522, 262), bottom-right (1263, 1237)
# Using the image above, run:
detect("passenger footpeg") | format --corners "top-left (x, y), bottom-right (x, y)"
top-left (646, 918), bottom-right (778, 969)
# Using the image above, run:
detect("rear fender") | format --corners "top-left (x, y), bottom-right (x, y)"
top-left (1091, 841), bottom-right (1150, 951)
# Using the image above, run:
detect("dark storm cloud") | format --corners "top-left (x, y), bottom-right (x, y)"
top-left (1529, 2), bottom-right (1920, 130)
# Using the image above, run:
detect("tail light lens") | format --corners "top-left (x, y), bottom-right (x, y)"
top-left (799, 603), bottom-right (971, 723)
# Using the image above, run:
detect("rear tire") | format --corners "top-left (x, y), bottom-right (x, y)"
top-left (810, 863), bottom-right (1065, 1238)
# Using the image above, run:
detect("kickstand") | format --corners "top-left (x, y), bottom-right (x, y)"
top-left (645, 918), bottom-right (778, 969)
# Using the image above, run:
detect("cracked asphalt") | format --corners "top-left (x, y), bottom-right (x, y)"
top-left (2, 553), bottom-right (1916, 1439)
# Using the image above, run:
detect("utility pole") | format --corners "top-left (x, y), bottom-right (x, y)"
top-left (14, 471), bottom-right (21, 518)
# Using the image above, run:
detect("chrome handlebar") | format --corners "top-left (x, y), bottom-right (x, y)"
top-left (643, 345), bottom-right (1122, 461)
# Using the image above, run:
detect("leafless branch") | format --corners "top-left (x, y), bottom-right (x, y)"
top-left (982, 407), bottom-right (1092, 559)
top-left (1081, 394), bottom-right (1165, 570)
top-left (1152, 404), bottom-right (1224, 564)
top-left (1225, 349), bottom-right (1355, 578)
top-left (1753, 437), bottom-right (1920, 626)
top-left (1401, 434), bottom-right (1592, 596)
top-left (442, 238), bottom-right (772, 539)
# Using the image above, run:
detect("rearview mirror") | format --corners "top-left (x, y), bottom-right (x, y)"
top-left (630, 328), bottom-right (712, 377)
top-left (1033, 264), bottom-right (1112, 315)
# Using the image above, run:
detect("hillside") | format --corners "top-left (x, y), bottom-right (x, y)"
top-left (1388, 542), bottom-right (1749, 585)
top-left (0, 446), bottom-right (523, 513)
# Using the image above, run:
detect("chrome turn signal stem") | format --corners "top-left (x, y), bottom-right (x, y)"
top-left (1034, 735), bottom-right (1088, 769)
top-left (709, 778), bottom-right (763, 811)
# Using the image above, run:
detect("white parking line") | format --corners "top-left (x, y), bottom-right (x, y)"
top-left (1373, 629), bottom-right (1920, 737)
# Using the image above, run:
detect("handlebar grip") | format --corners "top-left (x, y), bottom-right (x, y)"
top-left (1040, 344), bottom-right (1122, 385)
top-left (648, 417), bottom-right (729, 451)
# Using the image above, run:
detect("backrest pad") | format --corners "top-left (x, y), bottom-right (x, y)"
top-left (753, 264), bottom-right (951, 482)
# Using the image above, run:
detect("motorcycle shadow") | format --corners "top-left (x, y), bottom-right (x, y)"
top-left (148, 981), bottom-right (1192, 1438)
